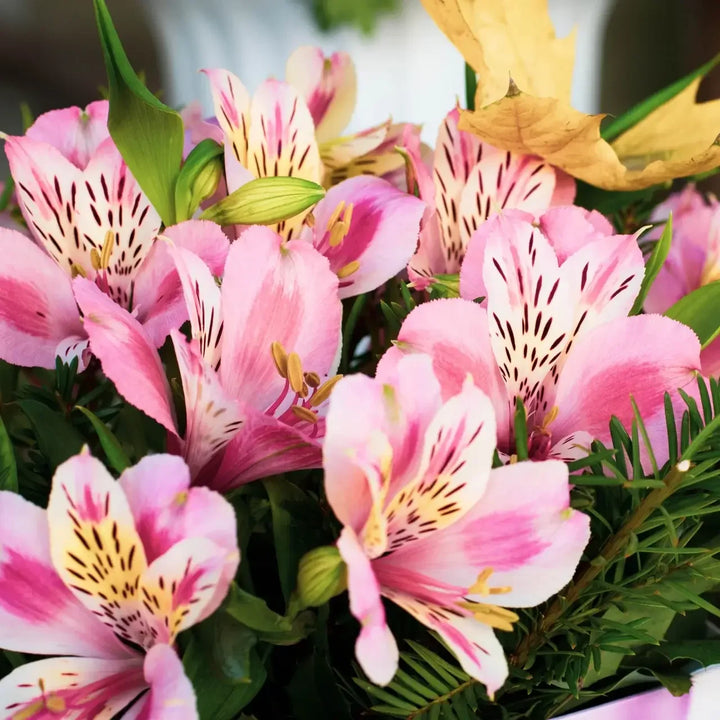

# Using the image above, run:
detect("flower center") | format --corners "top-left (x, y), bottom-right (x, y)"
top-left (267, 341), bottom-right (342, 435)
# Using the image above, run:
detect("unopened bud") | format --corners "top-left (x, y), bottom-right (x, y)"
top-left (200, 176), bottom-right (325, 226)
top-left (174, 138), bottom-right (224, 221)
top-left (296, 545), bottom-right (347, 608)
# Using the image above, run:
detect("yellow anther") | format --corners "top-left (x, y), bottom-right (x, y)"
top-left (174, 490), bottom-right (189, 506)
top-left (291, 405), bottom-right (318, 424)
top-left (70, 262), bottom-right (88, 279)
top-left (326, 200), bottom-right (346, 231)
top-left (271, 341), bottom-right (288, 378)
top-left (539, 405), bottom-right (559, 433)
top-left (305, 212), bottom-right (316, 229)
top-left (329, 221), bottom-right (349, 247)
top-left (469, 568), bottom-right (495, 596)
top-left (337, 260), bottom-right (360, 279)
top-left (304, 371), bottom-right (321, 388)
top-left (90, 248), bottom-right (102, 271)
top-left (45, 695), bottom-right (66, 713)
top-left (458, 601), bottom-right (519, 632)
top-left (310, 374), bottom-right (343, 407)
top-left (287, 352), bottom-right (305, 393)
top-left (100, 230), bottom-right (114, 269)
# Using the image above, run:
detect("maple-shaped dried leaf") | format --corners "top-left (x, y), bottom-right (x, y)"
top-left (459, 80), bottom-right (720, 190)
top-left (419, 0), bottom-right (575, 105)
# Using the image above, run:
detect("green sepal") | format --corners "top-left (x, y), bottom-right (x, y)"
top-left (74, 405), bottom-right (131, 473)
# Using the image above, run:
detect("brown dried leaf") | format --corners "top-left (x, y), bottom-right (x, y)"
top-left (459, 80), bottom-right (720, 190)
top-left (419, 0), bottom-right (575, 105)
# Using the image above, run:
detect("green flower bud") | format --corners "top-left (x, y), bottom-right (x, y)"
top-left (200, 176), bottom-right (325, 226)
top-left (296, 545), bottom-right (347, 609)
top-left (174, 138), bottom-right (224, 222)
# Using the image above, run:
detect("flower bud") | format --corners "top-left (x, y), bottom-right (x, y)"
top-left (200, 176), bottom-right (325, 226)
top-left (296, 545), bottom-right (347, 609)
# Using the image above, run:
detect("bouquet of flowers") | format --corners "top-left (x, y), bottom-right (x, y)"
top-left (2, 0), bottom-right (720, 718)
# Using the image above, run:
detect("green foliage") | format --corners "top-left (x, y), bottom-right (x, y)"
top-left (93, 0), bottom-right (184, 225)
top-left (175, 139), bottom-right (224, 222)
top-left (0, 415), bottom-right (17, 492)
top-left (630, 215), bottom-right (672, 315)
top-left (309, 0), bottom-right (399, 34)
top-left (73, 405), bottom-right (131, 474)
top-left (664, 281), bottom-right (720, 347)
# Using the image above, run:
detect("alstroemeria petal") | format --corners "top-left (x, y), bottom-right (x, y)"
top-left (74, 277), bottom-right (177, 435)
top-left (325, 355), bottom-right (442, 535)
top-left (132, 219), bottom-right (230, 347)
top-left (26, 100), bottom-right (110, 169)
top-left (210, 406), bottom-right (323, 491)
top-left (75, 140), bottom-right (162, 306)
top-left (248, 79), bottom-right (322, 238)
top-left (0, 656), bottom-right (145, 720)
top-left (388, 591), bottom-right (509, 696)
top-left (204, 68), bottom-right (252, 170)
top-left (122, 644), bottom-right (198, 720)
top-left (539, 206), bottom-right (614, 263)
top-left (139, 537), bottom-right (231, 644)
top-left (382, 380), bottom-right (497, 552)
top-left (553, 315), bottom-right (702, 449)
top-left (433, 108), bottom-right (482, 274)
top-left (337, 527), bottom-right (399, 686)
top-left (171, 331), bottom-right (244, 477)
top-left (119, 453), bottom-right (240, 619)
top-left (458, 153), bottom-right (556, 248)
top-left (376, 299), bottom-right (512, 446)
top-left (310, 175), bottom-right (424, 298)
top-left (5, 135), bottom-right (87, 271)
top-left (0, 491), bottom-right (131, 658)
top-left (286, 46), bottom-right (356, 143)
top-left (118, 454), bottom-right (238, 563)
top-left (480, 212), bottom-right (576, 411)
top-left (48, 452), bottom-right (152, 649)
top-left (169, 246), bottom-right (224, 370)
top-left (219, 226), bottom-right (341, 411)
top-left (0, 228), bottom-right (83, 368)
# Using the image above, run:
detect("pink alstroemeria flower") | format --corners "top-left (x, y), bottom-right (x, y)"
top-left (285, 46), bottom-right (418, 188)
top-left (74, 226), bottom-right (343, 489)
top-left (403, 108), bottom-right (575, 289)
top-left (0, 101), bottom-right (229, 370)
top-left (380, 208), bottom-right (702, 463)
top-left (324, 354), bottom-right (589, 693)
top-left (0, 450), bottom-right (239, 718)
top-left (204, 67), bottom-right (424, 296)
top-left (643, 185), bottom-right (720, 376)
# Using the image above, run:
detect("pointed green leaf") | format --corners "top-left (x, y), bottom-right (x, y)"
top-left (200, 176), bottom-right (325, 226)
top-left (93, 0), bottom-right (183, 225)
top-left (664, 281), bottom-right (720, 348)
top-left (630, 215), bottom-right (672, 315)
top-left (74, 405), bottom-right (130, 473)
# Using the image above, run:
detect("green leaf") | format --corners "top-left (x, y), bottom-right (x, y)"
top-left (649, 669), bottom-right (692, 697)
top-left (665, 281), bottom-right (720, 347)
top-left (174, 138), bottom-right (224, 222)
top-left (224, 584), bottom-right (293, 634)
top-left (74, 406), bottom-right (130, 473)
top-left (630, 215), bottom-right (672, 315)
top-left (602, 51), bottom-right (720, 142)
top-left (200, 176), bottom-right (325, 226)
top-left (574, 182), bottom-right (660, 216)
top-left (465, 63), bottom-right (477, 111)
top-left (17, 399), bottom-right (84, 471)
top-left (0, 414), bottom-right (17, 492)
top-left (263, 477), bottom-right (328, 604)
top-left (513, 397), bottom-right (529, 461)
top-left (93, 0), bottom-right (184, 225)
top-left (655, 640), bottom-right (720, 667)
top-left (183, 619), bottom-right (267, 720)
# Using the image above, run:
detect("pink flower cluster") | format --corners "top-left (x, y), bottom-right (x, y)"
top-left (0, 44), bottom-right (708, 717)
